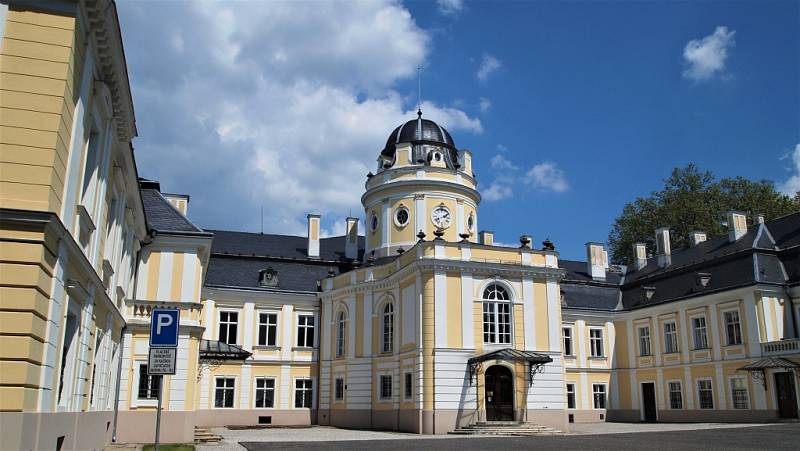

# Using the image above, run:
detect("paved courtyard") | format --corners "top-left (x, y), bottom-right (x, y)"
top-left (196, 422), bottom-right (797, 451)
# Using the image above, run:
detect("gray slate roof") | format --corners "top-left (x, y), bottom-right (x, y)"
top-left (141, 188), bottom-right (207, 234)
top-left (208, 229), bottom-right (364, 261)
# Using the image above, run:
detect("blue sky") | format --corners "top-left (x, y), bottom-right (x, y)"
top-left (119, 0), bottom-right (799, 261)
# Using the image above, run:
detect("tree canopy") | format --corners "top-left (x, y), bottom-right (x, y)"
top-left (607, 164), bottom-right (800, 265)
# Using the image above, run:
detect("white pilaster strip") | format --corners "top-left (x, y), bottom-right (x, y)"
top-left (156, 251), bottom-right (173, 301)
top-left (203, 299), bottom-right (215, 340)
top-left (322, 301), bottom-right (332, 360)
top-left (580, 372), bottom-right (590, 409)
top-left (243, 302), bottom-right (255, 351)
top-left (280, 364), bottom-right (291, 409)
top-left (714, 363), bottom-right (726, 410)
top-left (577, 320), bottom-right (587, 368)
top-left (414, 195), bottom-right (425, 236)
top-left (240, 363), bottom-right (252, 409)
top-left (347, 297), bottom-right (356, 358)
top-left (546, 280), bottom-right (560, 352)
top-left (683, 366), bottom-right (694, 409)
top-left (655, 368), bottom-right (665, 410)
top-left (281, 305), bottom-right (294, 361)
top-left (456, 202), bottom-right (464, 237)
top-left (652, 317), bottom-right (662, 367)
top-left (743, 294), bottom-right (762, 357)
top-left (363, 293), bottom-right (373, 356)
top-left (180, 253), bottom-right (197, 302)
top-left (434, 271), bottom-right (447, 348)
top-left (709, 306), bottom-right (722, 361)
top-left (522, 277), bottom-right (536, 351)
top-left (678, 307), bottom-right (690, 364)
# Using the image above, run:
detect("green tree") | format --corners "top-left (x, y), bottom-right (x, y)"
top-left (608, 164), bottom-right (800, 265)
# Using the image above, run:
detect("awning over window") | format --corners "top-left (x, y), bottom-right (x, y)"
top-left (199, 339), bottom-right (252, 361)
top-left (738, 357), bottom-right (799, 388)
top-left (467, 348), bottom-right (553, 386)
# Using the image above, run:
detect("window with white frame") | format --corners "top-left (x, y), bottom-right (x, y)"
top-left (334, 377), bottom-right (345, 401)
top-left (404, 372), bottom-right (413, 399)
top-left (724, 310), bottom-right (742, 345)
top-left (692, 316), bottom-right (709, 350)
top-left (296, 314), bottom-right (315, 347)
top-left (295, 378), bottom-right (313, 408)
top-left (589, 328), bottom-right (604, 357)
top-left (218, 311), bottom-right (238, 345)
top-left (592, 384), bottom-right (606, 409)
top-left (137, 363), bottom-right (161, 399)
top-left (382, 303), bottom-right (394, 353)
top-left (254, 377), bottom-right (275, 408)
top-left (731, 378), bottom-right (749, 409)
top-left (482, 284), bottom-right (511, 344)
top-left (566, 383), bottom-right (576, 409)
top-left (663, 321), bottom-right (678, 354)
top-left (58, 304), bottom-right (80, 408)
top-left (562, 327), bottom-right (573, 356)
top-left (697, 379), bottom-right (714, 409)
top-left (214, 377), bottom-right (235, 408)
top-left (638, 326), bottom-right (652, 356)
top-left (380, 375), bottom-right (392, 400)
top-left (668, 381), bottom-right (683, 409)
top-left (258, 313), bottom-right (277, 347)
top-left (336, 311), bottom-right (346, 358)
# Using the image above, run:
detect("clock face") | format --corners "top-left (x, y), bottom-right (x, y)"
top-left (431, 206), bottom-right (452, 229)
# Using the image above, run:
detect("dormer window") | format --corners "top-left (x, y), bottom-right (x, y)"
top-left (642, 286), bottom-right (656, 302)
top-left (696, 272), bottom-right (712, 288)
top-left (258, 267), bottom-right (279, 288)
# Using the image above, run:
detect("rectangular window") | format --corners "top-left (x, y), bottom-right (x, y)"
top-left (692, 316), bottom-right (709, 350)
top-left (297, 315), bottom-right (315, 347)
top-left (724, 311), bottom-right (742, 345)
top-left (482, 302), bottom-right (496, 343)
top-left (562, 327), bottom-right (573, 356)
top-left (698, 379), bottom-right (714, 409)
top-left (668, 381), bottom-right (683, 409)
top-left (219, 311), bottom-right (238, 345)
top-left (590, 328), bottom-right (604, 357)
top-left (592, 384), bottom-right (606, 409)
top-left (483, 302), bottom-right (511, 344)
top-left (214, 378), bottom-right (235, 408)
top-left (731, 378), bottom-right (749, 409)
top-left (137, 364), bottom-right (162, 399)
top-left (295, 379), bottom-right (312, 408)
top-left (404, 372), bottom-right (413, 400)
top-left (664, 321), bottom-right (678, 354)
top-left (334, 378), bottom-right (344, 401)
top-left (254, 377), bottom-right (275, 408)
top-left (258, 313), bottom-right (277, 347)
top-left (638, 326), bottom-right (652, 356)
top-left (380, 375), bottom-right (392, 400)
top-left (566, 383), bottom-right (576, 409)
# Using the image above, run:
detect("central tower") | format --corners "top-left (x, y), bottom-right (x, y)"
top-left (361, 112), bottom-right (480, 258)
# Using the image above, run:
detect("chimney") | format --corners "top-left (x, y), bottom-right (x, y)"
top-left (307, 214), bottom-right (320, 258)
top-left (689, 231), bottom-right (707, 247)
top-left (586, 242), bottom-right (606, 280)
top-left (632, 242), bottom-right (647, 271)
top-left (345, 217), bottom-right (358, 260)
top-left (727, 211), bottom-right (747, 242)
top-left (163, 193), bottom-right (189, 215)
top-left (479, 230), bottom-right (494, 246)
top-left (656, 227), bottom-right (671, 268)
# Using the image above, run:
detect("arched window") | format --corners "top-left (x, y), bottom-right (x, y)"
top-left (336, 311), bottom-right (346, 358)
top-left (382, 303), bottom-right (394, 353)
top-left (482, 283), bottom-right (511, 344)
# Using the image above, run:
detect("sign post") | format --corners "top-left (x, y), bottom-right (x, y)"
top-left (149, 309), bottom-right (179, 451)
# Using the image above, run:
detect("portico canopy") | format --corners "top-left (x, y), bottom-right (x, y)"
top-left (738, 357), bottom-right (800, 388)
top-left (199, 339), bottom-right (252, 361)
top-left (467, 348), bottom-right (553, 386)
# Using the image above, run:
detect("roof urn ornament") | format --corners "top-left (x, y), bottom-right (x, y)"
top-left (417, 230), bottom-right (427, 241)
top-left (433, 228), bottom-right (445, 240)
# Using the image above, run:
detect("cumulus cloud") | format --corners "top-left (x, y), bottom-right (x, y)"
top-left (437, 0), bottom-right (464, 16)
top-left (481, 182), bottom-right (514, 201)
top-left (118, 1), bottom-right (480, 235)
top-left (524, 162), bottom-right (570, 192)
top-left (479, 97), bottom-right (491, 112)
top-left (490, 154), bottom-right (518, 171)
top-left (682, 26), bottom-right (736, 82)
top-left (778, 144), bottom-right (800, 196)
top-left (477, 54), bottom-right (501, 82)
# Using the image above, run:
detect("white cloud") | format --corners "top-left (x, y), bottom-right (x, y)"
top-left (481, 182), bottom-right (513, 201)
top-left (524, 162), bottom-right (570, 192)
top-left (778, 144), bottom-right (800, 196)
top-left (682, 26), bottom-right (736, 81)
top-left (118, 1), bottom-right (480, 235)
top-left (479, 97), bottom-right (491, 112)
top-left (490, 154), bottom-right (518, 171)
top-left (476, 54), bottom-right (501, 82)
top-left (437, 0), bottom-right (464, 16)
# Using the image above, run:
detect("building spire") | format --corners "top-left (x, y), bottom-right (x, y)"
top-left (417, 64), bottom-right (422, 117)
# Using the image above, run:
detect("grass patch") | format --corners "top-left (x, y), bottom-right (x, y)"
top-left (142, 444), bottom-right (195, 451)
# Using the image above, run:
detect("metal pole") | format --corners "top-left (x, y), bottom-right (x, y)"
top-left (111, 326), bottom-right (126, 442)
top-left (155, 375), bottom-right (163, 451)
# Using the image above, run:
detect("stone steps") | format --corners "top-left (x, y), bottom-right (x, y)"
top-left (449, 422), bottom-right (563, 436)
top-left (194, 427), bottom-right (223, 443)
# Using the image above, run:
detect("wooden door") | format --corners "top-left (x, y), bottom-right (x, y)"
top-left (642, 382), bottom-right (657, 422)
top-left (775, 372), bottom-right (799, 419)
top-left (485, 365), bottom-right (514, 421)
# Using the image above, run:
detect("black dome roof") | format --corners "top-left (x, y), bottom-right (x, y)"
top-left (382, 116), bottom-right (456, 158)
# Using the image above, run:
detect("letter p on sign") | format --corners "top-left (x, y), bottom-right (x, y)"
top-left (150, 308), bottom-right (179, 347)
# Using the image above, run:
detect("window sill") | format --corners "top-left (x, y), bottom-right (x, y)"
top-left (253, 345), bottom-right (281, 350)
top-left (134, 399), bottom-right (158, 408)
top-left (292, 346), bottom-right (315, 351)
top-left (589, 356), bottom-right (606, 360)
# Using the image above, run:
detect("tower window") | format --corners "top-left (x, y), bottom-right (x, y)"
top-left (395, 207), bottom-right (409, 227)
top-left (370, 214), bottom-right (379, 232)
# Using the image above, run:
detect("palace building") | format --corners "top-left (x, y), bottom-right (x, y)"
top-left (0, 2), bottom-right (799, 450)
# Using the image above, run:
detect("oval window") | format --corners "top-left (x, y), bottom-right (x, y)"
top-left (370, 214), bottom-right (379, 232)
top-left (395, 207), bottom-right (409, 227)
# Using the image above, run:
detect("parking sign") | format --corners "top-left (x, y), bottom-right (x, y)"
top-left (150, 308), bottom-right (179, 347)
